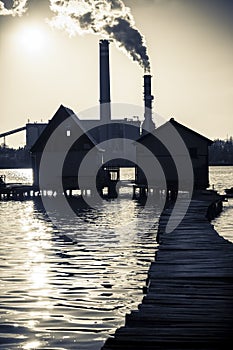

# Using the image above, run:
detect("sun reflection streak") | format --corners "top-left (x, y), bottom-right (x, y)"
top-left (26, 243), bottom-right (55, 309)
top-left (30, 264), bottom-right (47, 289)
top-left (23, 340), bottom-right (41, 350)
top-left (18, 204), bottom-right (57, 332)
top-left (27, 319), bottom-right (39, 329)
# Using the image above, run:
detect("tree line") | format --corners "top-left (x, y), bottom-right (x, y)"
top-left (0, 146), bottom-right (31, 168)
top-left (209, 138), bottom-right (233, 165)
top-left (0, 138), bottom-right (233, 168)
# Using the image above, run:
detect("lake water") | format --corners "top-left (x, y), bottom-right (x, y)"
top-left (0, 168), bottom-right (161, 350)
top-left (0, 166), bottom-right (232, 350)
top-left (209, 166), bottom-right (233, 243)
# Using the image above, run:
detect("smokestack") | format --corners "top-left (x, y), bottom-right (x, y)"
top-left (142, 74), bottom-right (155, 134)
top-left (99, 39), bottom-right (111, 123)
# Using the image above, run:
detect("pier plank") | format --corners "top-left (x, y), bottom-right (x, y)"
top-left (101, 193), bottom-right (233, 349)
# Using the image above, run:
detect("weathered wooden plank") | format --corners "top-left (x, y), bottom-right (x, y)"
top-left (101, 193), bottom-right (233, 349)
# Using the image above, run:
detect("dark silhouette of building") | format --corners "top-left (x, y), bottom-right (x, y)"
top-left (30, 105), bottom-right (104, 191)
top-left (99, 39), bottom-right (111, 124)
top-left (142, 74), bottom-right (155, 134)
top-left (0, 39), bottom-right (214, 197)
top-left (135, 118), bottom-right (213, 191)
top-left (26, 123), bottom-right (47, 150)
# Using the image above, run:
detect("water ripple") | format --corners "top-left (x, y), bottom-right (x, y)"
top-left (0, 171), bottom-right (159, 350)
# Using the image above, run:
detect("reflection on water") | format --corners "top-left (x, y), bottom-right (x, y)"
top-left (0, 167), bottom-right (232, 349)
top-left (209, 166), bottom-right (233, 243)
top-left (0, 170), bottom-right (160, 350)
top-left (212, 199), bottom-right (233, 243)
top-left (0, 168), bottom-right (33, 185)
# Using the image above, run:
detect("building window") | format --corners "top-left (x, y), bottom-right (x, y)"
top-left (67, 130), bottom-right (71, 137)
top-left (189, 147), bottom-right (198, 159)
top-left (110, 171), bottom-right (118, 181)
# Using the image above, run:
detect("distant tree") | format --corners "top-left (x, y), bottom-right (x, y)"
top-left (209, 138), bottom-right (233, 165)
top-left (0, 146), bottom-right (31, 168)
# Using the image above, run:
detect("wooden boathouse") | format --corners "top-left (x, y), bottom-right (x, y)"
top-left (30, 104), bottom-right (105, 193)
top-left (101, 191), bottom-right (233, 349)
top-left (134, 118), bottom-right (213, 199)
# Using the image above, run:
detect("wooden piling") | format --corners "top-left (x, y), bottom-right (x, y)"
top-left (0, 185), bottom-right (35, 200)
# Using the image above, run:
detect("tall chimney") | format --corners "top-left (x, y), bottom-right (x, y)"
top-left (142, 74), bottom-right (155, 134)
top-left (99, 39), bottom-right (111, 123)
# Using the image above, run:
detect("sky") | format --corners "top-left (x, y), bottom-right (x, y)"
top-left (0, 0), bottom-right (233, 147)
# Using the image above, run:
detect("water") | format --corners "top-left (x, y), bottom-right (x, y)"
top-left (0, 169), bottom-right (160, 350)
top-left (0, 166), bottom-right (232, 350)
top-left (209, 166), bottom-right (233, 243)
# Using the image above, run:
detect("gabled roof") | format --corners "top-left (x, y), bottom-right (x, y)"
top-left (138, 118), bottom-right (213, 145)
top-left (169, 118), bottom-right (213, 144)
top-left (30, 105), bottom-right (102, 153)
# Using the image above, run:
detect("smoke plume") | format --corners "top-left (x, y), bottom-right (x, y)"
top-left (49, 0), bottom-right (151, 72)
top-left (0, 0), bottom-right (151, 71)
top-left (0, 0), bottom-right (29, 16)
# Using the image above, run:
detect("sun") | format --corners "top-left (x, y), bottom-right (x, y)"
top-left (18, 24), bottom-right (48, 53)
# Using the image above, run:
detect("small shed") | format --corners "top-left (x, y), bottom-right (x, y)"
top-left (135, 118), bottom-right (213, 191)
top-left (30, 105), bottom-right (104, 192)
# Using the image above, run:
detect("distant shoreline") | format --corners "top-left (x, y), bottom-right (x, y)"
top-left (0, 164), bottom-right (233, 170)
top-left (0, 166), bottom-right (32, 170)
top-left (209, 164), bottom-right (233, 167)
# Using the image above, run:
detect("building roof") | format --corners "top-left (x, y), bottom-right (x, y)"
top-left (138, 118), bottom-right (213, 145)
top-left (169, 118), bottom-right (213, 144)
top-left (30, 105), bottom-right (102, 153)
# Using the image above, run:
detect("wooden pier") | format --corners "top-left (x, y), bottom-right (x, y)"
top-left (102, 191), bottom-right (233, 349)
top-left (0, 184), bottom-right (38, 200)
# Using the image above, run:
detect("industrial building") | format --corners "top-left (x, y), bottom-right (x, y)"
top-left (30, 39), bottom-right (155, 192)
top-left (0, 39), bottom-right (213, 195)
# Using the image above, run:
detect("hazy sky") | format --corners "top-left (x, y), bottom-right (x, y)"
top-left (0, 0), bottom-right (233, 147)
